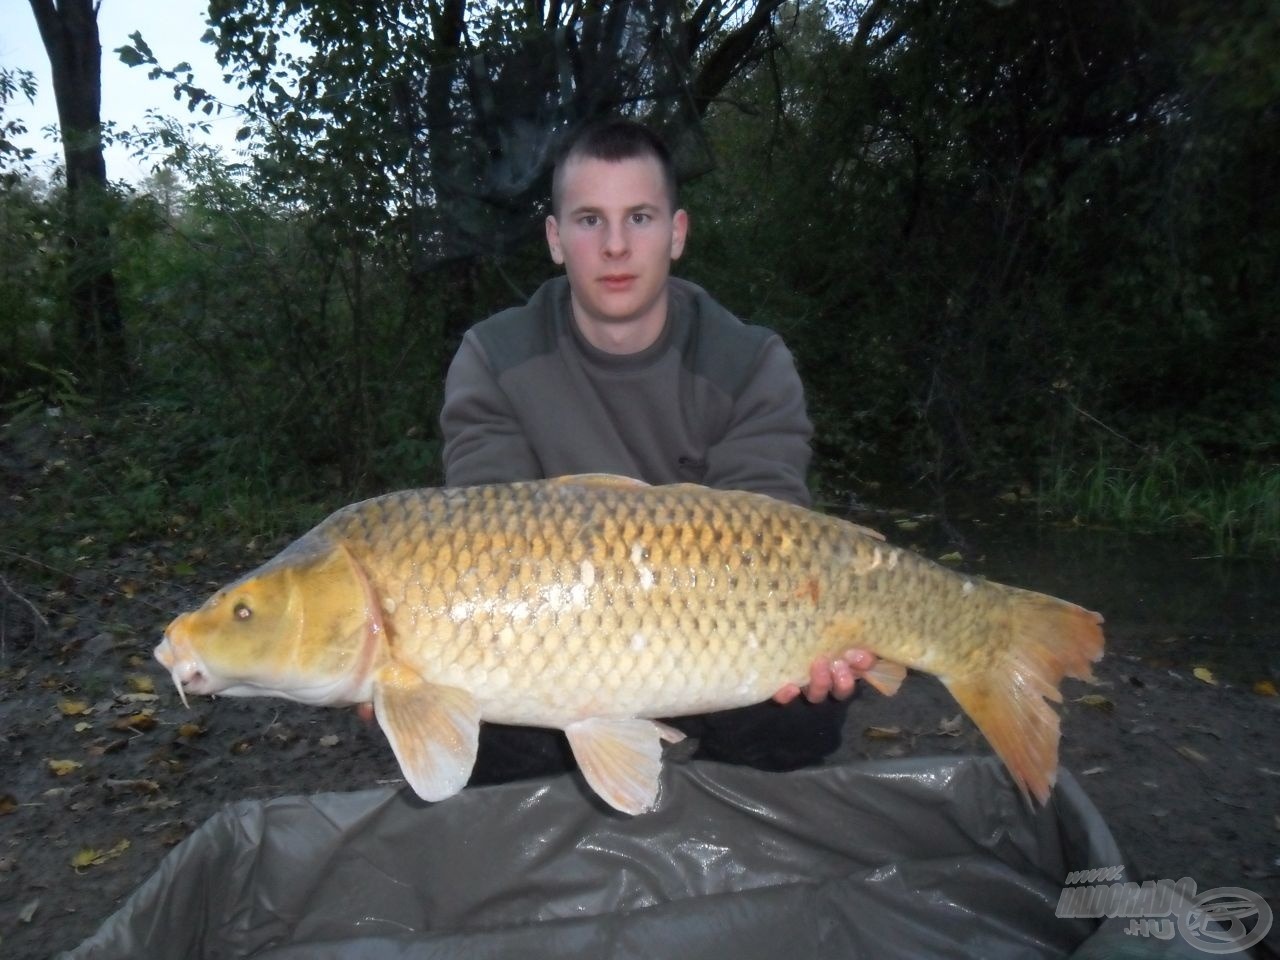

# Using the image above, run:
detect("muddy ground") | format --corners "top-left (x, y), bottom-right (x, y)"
top-left (2, 490), bottom-right (1277, 958)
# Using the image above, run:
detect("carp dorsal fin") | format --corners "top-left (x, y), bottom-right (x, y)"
top-left (564, 717), bottom-right (685, 815)
top-left (373, 663), bottom-right (480, 803)
top-left (851, 522), bottom-right (886, 541)
top-left (548, 473), bottom-right (650, 488)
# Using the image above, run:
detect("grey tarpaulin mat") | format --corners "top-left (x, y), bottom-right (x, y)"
top-left (61, 756), bottom-right (1233, 959)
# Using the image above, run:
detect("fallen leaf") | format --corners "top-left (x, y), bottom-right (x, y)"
top-left (1192, 666), bottom-right (1218, 686)
top-left (1211, 794), bottom-right (1250, 811)
top-left (863, 726), bottom-right (902, 740)
top-left (1254, 680), bottom-right (1277, 697)
top-left (126, 675), bottom-right (155, 694)
top-left (58, 699), bottom-right (91, 716)
top-left (74, 721), bottom-right (92, 733)
top-left (937, 551), bottom-right (962, 563)
top-left (104, 778), bottom-right (161, 796)
top-left (70, 848), bottom-right (101, 868)
top-left (47, 758), bottom-right (82, 777)
top-left (86, 739), bottom-right (127, 757)
top-left (112, 713), bottom-right (157, 732)
top-left (17, 898), bottom-right (39, 923)
top-left (1175, 745), bottom-right (1208, 764)
top-left (894, 519), bottom-right (920, 531)
top-left (126, 654), bottom-right (146, 668)
top-left (937, 714), bottom-right (964, 736)
top-left (117, 693), bottom-right (158, 704)
top-left (177, 722), bottom-right (205, 739)
top-left (0, 794), bottom-right (17, 815)
top-left (318, 734), bottom-right (341, 747)
top-left (1186, 723), bottom-right (1222, 740)
top-left (268, 725), bottom-right (299, 745)
top-left (230, 738), bottom-right (254, 755)
top-left (70, 839), bottom-right (130, 869)
top-left (1073, 694), bottom-right (1114, 712)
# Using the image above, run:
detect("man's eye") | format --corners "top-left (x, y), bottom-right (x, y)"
top-left (630, 212), bottom-right (651, 224)
top-left (580, 214), bottom-right (599, 227)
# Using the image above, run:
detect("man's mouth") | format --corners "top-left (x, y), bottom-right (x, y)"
top-left (600, 274), bottom-right (636, 290)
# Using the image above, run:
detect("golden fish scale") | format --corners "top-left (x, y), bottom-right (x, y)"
top-left (319, 481), bottom-right (1006, 727)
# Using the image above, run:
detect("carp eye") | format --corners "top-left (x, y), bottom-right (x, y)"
top-left (233, 602), bottom-right (253, 621)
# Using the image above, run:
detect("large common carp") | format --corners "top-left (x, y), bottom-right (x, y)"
top-left (155, 475), bottom-right (1104, 815)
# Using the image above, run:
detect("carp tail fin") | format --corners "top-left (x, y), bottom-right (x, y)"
top-left (943, 593), bottom-right (1104, 805)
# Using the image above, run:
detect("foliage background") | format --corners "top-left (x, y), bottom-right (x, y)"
top-left (2, 0), bottom-right (1277, 556)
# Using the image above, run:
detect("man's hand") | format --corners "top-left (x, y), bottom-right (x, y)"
top-left (773, 649), bottom-right (877, 705)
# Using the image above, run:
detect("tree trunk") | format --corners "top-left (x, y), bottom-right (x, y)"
top-left (28, 0), bottom-right (127, 389)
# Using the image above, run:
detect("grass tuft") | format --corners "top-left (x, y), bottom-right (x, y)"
top-left (1039, 440), bottom-right (1280, 556)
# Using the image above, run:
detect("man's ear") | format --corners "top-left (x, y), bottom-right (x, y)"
top-left (670, 208), bottom-right (689, 261)
top-left (546, 215), bottom-right (565, 265)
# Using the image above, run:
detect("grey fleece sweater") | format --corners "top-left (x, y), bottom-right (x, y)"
top-left (440, 275), bottom-right (813, 506)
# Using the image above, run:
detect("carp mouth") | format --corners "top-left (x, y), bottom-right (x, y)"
top-left (154, 635), bottom-right (225, 708)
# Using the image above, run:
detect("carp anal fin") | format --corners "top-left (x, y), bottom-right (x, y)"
top-left (862, 659), bottom-right (907, 696)
top-left (565, 718), bottom-right (685, 815)
top-left (942, 593), bottom-right (1104, 806)
top-left (373, 664), bottom-right (480, 803)
top-left (820, 616), bottom-right (906, 696)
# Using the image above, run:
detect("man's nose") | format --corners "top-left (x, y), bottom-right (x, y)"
top-left (602, 221), bottom-right (628, 257)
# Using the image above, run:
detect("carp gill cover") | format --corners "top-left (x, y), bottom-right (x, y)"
top-left (155, 475), bottom-right (1105, 814)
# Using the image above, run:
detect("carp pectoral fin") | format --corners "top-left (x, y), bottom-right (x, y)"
top-left (862, 659), bottom-right (907, 696)
top-left (373, 663), bottom-right (480, 803)
top-left (943, 594), bottom-right (1104, 806)
top-left (564, 718), bottom-right (685, 816)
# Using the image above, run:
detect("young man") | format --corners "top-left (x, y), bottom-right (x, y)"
top-left (440, 119), bottom-right (873, 782)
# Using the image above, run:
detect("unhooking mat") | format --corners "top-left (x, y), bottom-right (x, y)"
top-left (60, 756), bottom-right (1255, 959)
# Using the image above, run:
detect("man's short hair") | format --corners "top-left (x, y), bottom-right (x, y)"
top-left (551, 119), bottom-right (679, 215)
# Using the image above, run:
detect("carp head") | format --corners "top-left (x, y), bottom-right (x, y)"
top-left (155, 540), bottom-right (382, 708)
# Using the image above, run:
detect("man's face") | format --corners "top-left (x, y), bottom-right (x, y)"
top-left (545, 154), bottom-right (688, 347)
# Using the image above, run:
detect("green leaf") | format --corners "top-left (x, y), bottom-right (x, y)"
top-left (117, 46), bottom-right (147, 69)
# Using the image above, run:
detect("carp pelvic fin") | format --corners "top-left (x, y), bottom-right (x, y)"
top-left (943, 593), bottom-right (1104, 806)
top-left (373, 663), bottom-right (480, 803)
top-left (564, 718), bottom-right (686, 815)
